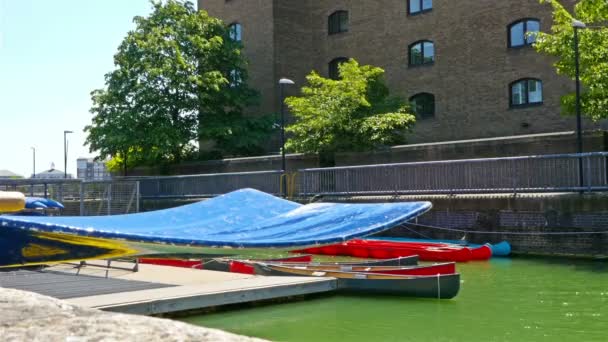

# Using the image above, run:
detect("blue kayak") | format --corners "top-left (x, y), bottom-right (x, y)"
top-left (25, 197), bottom-right (65, 210)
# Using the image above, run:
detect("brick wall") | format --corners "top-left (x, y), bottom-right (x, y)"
top-left (198, 0), bottom-right (608, 148)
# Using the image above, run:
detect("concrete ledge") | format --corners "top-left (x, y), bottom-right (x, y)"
top-left (0, 288), bottom-right (267, 341)
top-left (73, 276), bottom-right (337, 315)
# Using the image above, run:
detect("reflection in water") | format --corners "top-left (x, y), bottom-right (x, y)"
top-left (179, 258), bottom-right (608, 341)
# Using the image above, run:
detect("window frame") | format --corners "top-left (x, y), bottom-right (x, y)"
top-left (508, 18), bottom-right (540, 48)
top-left (328, 57), bottom-right (349, 80)
top-left (509, 78), bottom-right (543, 108)
top-left (228, 22), bottom-right (242, 42)
top-left (229, 69), bottom-right (243, 88)
top-left (408, 0), bottom-right (433, 16)
top-left (328, 10), bottom-right (349, 35)
top-left (408, 40), bottom-right (435, 67)
top-left (409, 92), bottom-right (436, 119)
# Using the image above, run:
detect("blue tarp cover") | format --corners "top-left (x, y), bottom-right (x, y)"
top-left (0, 189), bottom-right (431, 248)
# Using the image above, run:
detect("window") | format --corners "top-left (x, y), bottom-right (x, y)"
top-left (329, 57), bottom-right (348, 80)
top-left (409, 40), bottom-right (435, 66)
top-left (510, 79), bottom-right (542, 107)
top-left (228, 22), bottom-right (242, 42)
top-left (508, 19), bottom-right (539, 48)
top-left (328, 11), bottom-right (349, 35)
top-left (408, 0), bottom-right (433, 15)
top-left (410, 93), bottom-right (435, 119)
top-left (229, 69), bottom-right (242, 87)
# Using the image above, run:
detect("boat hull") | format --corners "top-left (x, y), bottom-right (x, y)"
top-left (337, 274), bottom-right (460, 299)
top-left (253, 264), bottom-right (460, 299)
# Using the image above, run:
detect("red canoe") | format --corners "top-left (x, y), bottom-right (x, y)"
top-left (293, 239), bottom-right (491, 262)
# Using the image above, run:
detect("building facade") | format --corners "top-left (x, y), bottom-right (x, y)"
top-left (198, 0), bottom-right (606, 145)
top-left (76, 158), bottom-right (111, 181)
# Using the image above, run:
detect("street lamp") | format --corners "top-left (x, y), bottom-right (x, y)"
top-left (31, 147), bottom-right (36, 179)
top-left (572, 19), bottom-right (586, 188)
top-left (279, 78), bottom-right (295, 197)
top-left (63, 130), bottom-right (73, 179)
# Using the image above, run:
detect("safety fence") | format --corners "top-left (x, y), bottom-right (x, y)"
top-left (298, 152), bottom-right (608, 196)
top-left (130, 170), bottom-right (284, 199)
top-left (4, 153), bottom-right (607, 214)
top-left (0, 179), bottom-right (139, 216)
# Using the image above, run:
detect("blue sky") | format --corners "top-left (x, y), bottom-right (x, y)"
top-left (0, 0), bottom-right (152, 177)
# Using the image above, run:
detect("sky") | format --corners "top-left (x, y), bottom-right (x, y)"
top-left (0, 0), bottom-right (153, 177)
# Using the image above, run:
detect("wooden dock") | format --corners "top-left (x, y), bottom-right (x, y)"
top-left (1, 260), bottom-right (337, 316)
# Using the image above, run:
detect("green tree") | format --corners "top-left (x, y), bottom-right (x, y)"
top-left (534, 0), bottom-right (608, 120)
top-left (285, 59), bottom-right (416, 157)
top-left (85, 0), bottom-right (274, 173)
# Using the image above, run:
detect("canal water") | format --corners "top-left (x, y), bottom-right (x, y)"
top-left (179, 256), bottom-right (608, 341)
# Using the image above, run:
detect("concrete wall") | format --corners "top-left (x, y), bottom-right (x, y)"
top-left (129, 131), bottom-right (607, 175)
top-left (335, 130), bottom-right (608, 165)
top-left (130, 153), bottom-right (320, 176)
top-left (370, 193), bottom-right (608, 257)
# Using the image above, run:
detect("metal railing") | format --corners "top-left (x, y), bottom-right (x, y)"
top-left (298, 152), bottom-right (608, 196)
top-left (0, 179), bottom-right (139, 215)
top-left (7, 152), bottom-right (601, 208)
top-left (130, 170), bottom-right (284, 199)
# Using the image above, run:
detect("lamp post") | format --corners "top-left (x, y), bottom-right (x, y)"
top-left (572, 19), bottom-right (586, 188)
top-left (63, 130), bottom-right (73, 179)
top-left (279, 78), bottom-right (295, 197)
top-left (31, 147), bottom-right (36, 179)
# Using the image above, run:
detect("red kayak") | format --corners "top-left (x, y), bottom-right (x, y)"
top-left (293, 239), bottom-right (491, 262)
top-left (138, 254), bottom-right (313, 270)
top-left (352, 239), bottom-right (492, 261)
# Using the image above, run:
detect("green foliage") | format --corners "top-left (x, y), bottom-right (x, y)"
top-left (85, 0), bottom-right (273, 170)
top-left (534, 0), bottom-right (608, 121)
top-left (284, 59), bottom-right (416, 154)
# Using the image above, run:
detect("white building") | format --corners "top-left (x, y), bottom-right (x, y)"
top-left (34, 163), bottom-right (73, 179)
top-left (0, 170), bottom-right (23, 179)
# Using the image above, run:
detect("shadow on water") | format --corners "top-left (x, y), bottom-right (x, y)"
top-left (511, 254), bottom-right (608, 273)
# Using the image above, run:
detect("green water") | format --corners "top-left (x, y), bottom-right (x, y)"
top-left (179, 257), bottom-right (608, 341)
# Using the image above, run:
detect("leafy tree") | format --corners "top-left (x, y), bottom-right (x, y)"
top-left (534, 0), bottom-right (608, 120)
top-left (85, 0), bottom-right (274, 173)
top-left (284, 59), bottom-right (416, 156)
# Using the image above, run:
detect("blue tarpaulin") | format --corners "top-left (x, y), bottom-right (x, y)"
top-left (0, 189), bottom-right (431, 248)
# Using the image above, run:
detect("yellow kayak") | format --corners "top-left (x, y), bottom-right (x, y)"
top-left (0, 191), bottom-right (25, 212)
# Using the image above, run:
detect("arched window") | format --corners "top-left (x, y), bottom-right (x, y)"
top-left (329, 57), bottom-right (349, 80)
top-left (508, 19), bottom-right (540, 48)
top-left (228, 22), bottom-right (242, 42)
top-left (328, 11), bottom-right (349, 35)
top-left (408, 0), bottom-right (433, 15)
top-left (410, 93), bottom-right (435, 119)
top-left (510, 78), bottom-right (542, 107)
top-left (409, 40), bottom-right (435, 66)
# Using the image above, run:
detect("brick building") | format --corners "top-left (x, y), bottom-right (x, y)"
top-left (198, 0), bottom-right (606, 145)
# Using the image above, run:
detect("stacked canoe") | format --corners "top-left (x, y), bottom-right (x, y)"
top-left (138, 254), bottom-right (460, 299)
top-left (292, 238), bottom-right (494, 262)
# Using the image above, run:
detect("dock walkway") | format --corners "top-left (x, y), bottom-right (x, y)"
top-left (1, 260), bottom-right (337, 316)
